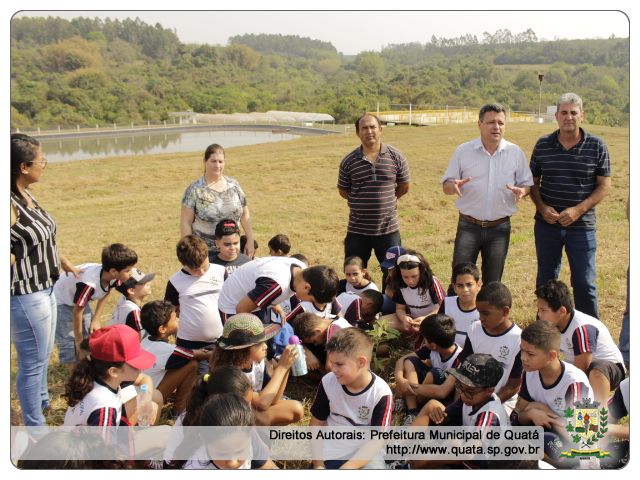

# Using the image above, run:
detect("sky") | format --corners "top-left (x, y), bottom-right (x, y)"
top-left (12, 8), bottom-right (631, 56)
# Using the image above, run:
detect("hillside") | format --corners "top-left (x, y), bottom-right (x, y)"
top-left (10, 16), bottom-right (629, 129)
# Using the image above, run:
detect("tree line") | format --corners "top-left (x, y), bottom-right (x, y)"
top-left (10, 16), bottom-right (629, 129)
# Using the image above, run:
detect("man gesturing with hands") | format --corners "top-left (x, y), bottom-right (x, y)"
top-left (442, 103), bottom-right (533, 287)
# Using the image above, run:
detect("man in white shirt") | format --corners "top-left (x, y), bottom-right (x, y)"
top-left (442, 103), bottom-right (533, 286)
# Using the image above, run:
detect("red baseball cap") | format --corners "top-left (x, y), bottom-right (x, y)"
top-left (89, 324), bottom-right (155, 369)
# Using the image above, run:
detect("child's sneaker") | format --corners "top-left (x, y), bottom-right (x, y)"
top-left (394, 397), bottom-right (406, 413)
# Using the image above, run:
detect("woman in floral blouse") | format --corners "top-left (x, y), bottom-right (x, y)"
top-left (180, 144), bottom-right (255, 257)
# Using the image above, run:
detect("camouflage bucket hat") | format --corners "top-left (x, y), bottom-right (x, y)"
top-left (446, 353), bottom-right (504, 388)
top-left (216, 313), bottom-right (281, 350)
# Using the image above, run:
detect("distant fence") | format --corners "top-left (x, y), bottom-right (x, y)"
top-left (12, 118), bottom-right (344, 137)
top-left (374, 107), bottom-right (553, 126)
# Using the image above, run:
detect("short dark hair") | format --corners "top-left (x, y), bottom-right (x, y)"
top-left (521, 320), bottom-right (561, 353)
top-left (290, 312), bottom-right (325, 342)
top-left (140, 300), bottom-right (175, 336)
top-left (290, 253), bottom-right (309, 265)
top-left (326, 327), bottom-right (372, 361)
top-left (303, 265), bottom-right (339, 304)
top-left (452, 262), bottom-right (481, 283)
top-left (419, 313), bottom-right (456, 348)
top-left (215, 219), bottom-right (240, 239)
top-left (360, 289), bottom-right (383, 315)
top-left (534, 279), bottom-right (574, 314)
top-left (355, 113), bottom-right (382, 134)
top-left (479, 103), bottom-right (507, 121)
top-left (177, 234), bottom-right (208, 269)
top-left (476, 281), bottom-right (512, 309)
top-left (268, 234), bottom-right (291, 254)
top-left (101, 243), bottom-right (138, 271)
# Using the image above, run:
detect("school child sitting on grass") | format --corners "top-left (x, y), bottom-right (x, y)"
top-left (438, 262), bottom-right (481, 348)
top-left (535, 279), bottom-right (625, 405)
top-left (110, 267), bottom-right (155, 336)
top-left (337, 256), bottom-right (379, 295)
top-left (63, 324), bottom-right (159, 428)
top-left (211, 313), bottom-right (304, 426)
top-left (394, 313), bottom-right (463, 425)
top-left (512, 320), bottom-right (594, 468)
top-left (336, 289), bottom-right (384, 329)
top-left (54, 243), bottom-right (138, 364)
top-left (140, 300), bottom-right (211, 416)
top-left (459, 281), bottom-right (523, 414)
top-left (210, 219), bottom-right (251, 276)
top-left (164, 234), bottom-right (226, 373)
top-left (409, 354), bottom-right (509, 469)
top-left (309, 328), bottom-right (393, 469)
top-left (268, 233), bottom-right (291, 257)
top-left (289, 311), bottom-right (353, 371)
top-left (383, 249), bottom-right (446, 335)
top-left (163, 365), bottom-right (253, 468)
top-left (218, 255), bottom-right (338, 325)
top-left (180, 393), bottom-right (277, 470)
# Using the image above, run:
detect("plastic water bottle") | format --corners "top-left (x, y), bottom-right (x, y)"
top-left (288, 335), bottom-right (308, 376)
top-left (136, 384), bottom-right (153, 427)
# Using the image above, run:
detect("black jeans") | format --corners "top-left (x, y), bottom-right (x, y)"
top-left (451, 216), bottom-right (511, 285)
top-left (344, 231), bottom-right (401, 270)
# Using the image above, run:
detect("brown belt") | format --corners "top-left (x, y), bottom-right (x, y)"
top-left (460, 213), bottom-right (510, 228)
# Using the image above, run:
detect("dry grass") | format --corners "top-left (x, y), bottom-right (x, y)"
top-left (11, 122), bottom-right (629, 427)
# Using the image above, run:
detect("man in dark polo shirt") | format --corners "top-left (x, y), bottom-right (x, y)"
top-left (530, 92), bottom-right (611, 319)
top-left (337, 113), bottom-right (410, 269)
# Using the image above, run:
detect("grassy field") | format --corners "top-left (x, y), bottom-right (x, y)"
top-left (11, 121), bottom-right (629, 427)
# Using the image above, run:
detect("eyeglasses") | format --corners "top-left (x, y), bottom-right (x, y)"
top-left (31, 158), bottom-right (48, 169)
top-left (454, 381), bottom-right (485, 398)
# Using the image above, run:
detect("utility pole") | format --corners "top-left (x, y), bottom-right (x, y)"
top-left (537, 72), bottom-right (545, 121)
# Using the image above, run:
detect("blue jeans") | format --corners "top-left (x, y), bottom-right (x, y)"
top-left (534, 219), bottom-right (599, 318)
top-left (452, 217), bottom-right (511, 285)
top-left (55, 303), bottom-right (92, 364)
top-left (10, 287), bottom-right (57, 426)
top-left (619, 267), bottom-right (629, 366)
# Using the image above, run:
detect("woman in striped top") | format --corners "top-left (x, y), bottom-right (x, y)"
top-left (10, 133), bottom-right (78, 428)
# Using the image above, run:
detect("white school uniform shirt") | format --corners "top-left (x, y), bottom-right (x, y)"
top-left (110, 296), bottom-right (143, 332)
top-left (53, 263), bottom-right (116, 306)
top-left (560, 310), bottom-right (625, 368)
top-left (140, 337), bottom-right (195, 387)
top-left (63, 382), bottom-right (137, 427)
top-left (166, 263), bottom-right (225, 342)
top-left (395, 279), bottom-right (444, 318)
top-left (461, 393), bottom-right (510, 427)
top-left (345, 280), bottom-right (379, 295)
top-left (520, 361), bottom-right (594, 417)
top-left (466, 321), bottom-right (522, 412)
top-left (418, 344), bottom-right (463, 371)
top-left (244, 359), bottom-right (268, 393)
top-left (442, 137), bottom-right (533, 221)
top-left (443, 296), bottom-right (479, 348)
top-left (218, 256), bottom-right (306, 314)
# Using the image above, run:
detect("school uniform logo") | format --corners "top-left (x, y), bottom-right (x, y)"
top-left (561, 399), bottom-right (610, 459)
top-left (498, 345), bottom-right (510, 362)
top-left (358, 406), bottom-right (370, 421)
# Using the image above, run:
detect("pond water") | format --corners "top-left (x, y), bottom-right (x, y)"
top-left (37, 128), bottom-right (301, 163)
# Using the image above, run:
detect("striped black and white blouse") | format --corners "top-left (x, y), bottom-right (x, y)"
top-left (11, 190), bottom-right (60, 295)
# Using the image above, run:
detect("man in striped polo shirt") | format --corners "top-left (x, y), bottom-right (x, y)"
top-left (338, 113), bottom-right (410, 270)
top-left (530, 92), bottom-right (611, 319)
